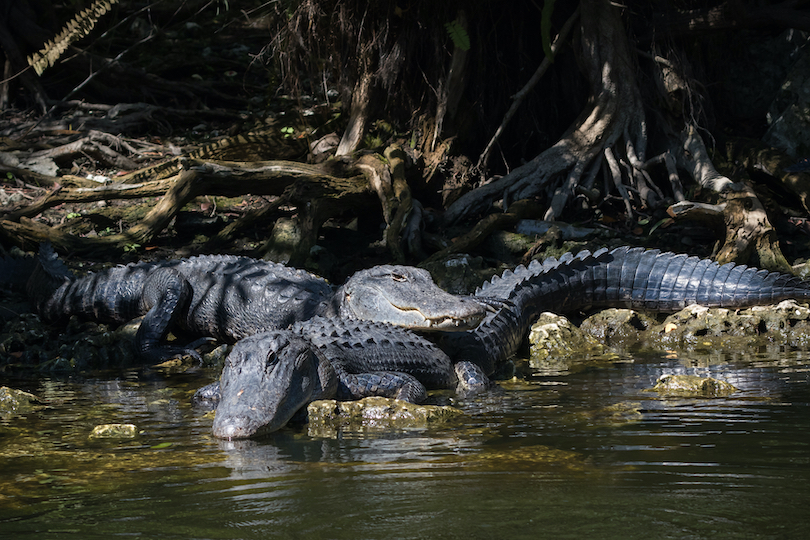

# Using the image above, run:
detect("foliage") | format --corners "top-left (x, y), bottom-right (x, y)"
top-left (27, 0), bottom-right (120, 76)
top-left (541, 0), bottom-right (556, 61)
top-left (445, 18), bottom-right (470, 51)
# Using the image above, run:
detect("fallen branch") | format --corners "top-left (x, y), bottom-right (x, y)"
top-left (0, 159), bottom-right (371, 254)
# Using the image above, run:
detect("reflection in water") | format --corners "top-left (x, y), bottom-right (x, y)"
top-left (1, 350), bottom-right (809, 539)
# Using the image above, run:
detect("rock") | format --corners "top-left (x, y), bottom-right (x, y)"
top-left (580, 308), bottom-right (656, 346)
top-left (306, 396), bottom-right (463, 437)
top-left (528, 312), bottom-right (604, 369)
top-left (646, 374), bottom-right (737, 398)
top-left (645, 300), bottom-right (810, 349)
top-left (0, 386), bottom-right (40, 414)
top-left (89, 423), bottom-right (139, 438)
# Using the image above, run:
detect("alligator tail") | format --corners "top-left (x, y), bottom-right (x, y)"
top-left (447, 247), bottom-right (810, 373)
top-left (592, 246), bottom-right (810, 311)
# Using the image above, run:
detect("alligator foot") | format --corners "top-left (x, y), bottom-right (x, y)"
top-left (139, 344), bottom-right (204, 364)
top-left (192, 381), bottom-right (221, 407)
top-left (454, 361), bottom-right (497, 397)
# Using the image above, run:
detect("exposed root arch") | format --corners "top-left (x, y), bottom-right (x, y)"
top-left (446, 0), bottom-right (652, 224)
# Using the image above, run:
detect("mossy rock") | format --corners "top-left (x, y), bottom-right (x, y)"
top-left (89, 423), bottom-right (139, 438)
top-left (646, 374), bottom-right (737, 398)
top-left (580, 308), bottom-right (656, 346)
top-left (0, 386), bottom-right (41, 414)
top-left (306, 396), bottom-right (463, 437)
top-left (643, 300), bottom-right (810, 349)
top-left (528, 312), bottom-right (604, 368)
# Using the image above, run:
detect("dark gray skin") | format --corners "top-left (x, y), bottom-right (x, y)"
top-left (212, 332), bottom-right (338, 439)
top-left (209, 317), bottom-right (490, 439)
top-left (440, 246), bottom-right (810, 374)
top-left (21, 245), bottom-right (487, 363)
top-left (208, 246), bottom-right (810, 439)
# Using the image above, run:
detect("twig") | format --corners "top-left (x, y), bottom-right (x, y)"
top-left (477, 7), bottom-right (580, 171)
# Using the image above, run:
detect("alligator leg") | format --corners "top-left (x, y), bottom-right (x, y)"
top-left (136, 267), bottom-right (200, 362)
top-left (334, 367), bottom-right (428, 403)
top-left (192, 381), bottom-right (221, 407)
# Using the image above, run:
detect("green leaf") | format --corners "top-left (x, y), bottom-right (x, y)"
top-left (541, 0), bottom-right (556, 62)
top-left (151, 442), bottom-right (172, 449)
top-left (445, 19), bottom-right (470, 52)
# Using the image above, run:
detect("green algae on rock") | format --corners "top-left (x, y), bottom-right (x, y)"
top-left (307, 396), bottom-right (463, 437)
top-left (646, 374), bottom-right (737, 398)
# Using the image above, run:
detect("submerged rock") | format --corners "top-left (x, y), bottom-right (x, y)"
top-left (89, 423), bottom-right (139, 438)
top-left (306, 396), bottom-right (463, 437)
top-left (567, 401), bottom-right (644, 427)
top-left (646, 374), bottom-right (737, 398)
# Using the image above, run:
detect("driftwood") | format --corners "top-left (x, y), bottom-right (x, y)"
top-left (0, 159), bottom-right (371, 256)
top-left (421, 199), bottom-right (539, 266)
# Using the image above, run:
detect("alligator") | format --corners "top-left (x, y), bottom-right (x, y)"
top-left (209, 317), bottom-right (488, 439)
top-left (438, 246), bottom-right (810, 374)
top-left (5, 244), bottom-right (488, 363)
top-left (207, 246), bottom-right (810, 439)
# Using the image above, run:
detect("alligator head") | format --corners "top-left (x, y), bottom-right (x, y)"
top-left (212, 331), bottom-right (337, 439)
top-left (335, 265), bottom-right (486, 331)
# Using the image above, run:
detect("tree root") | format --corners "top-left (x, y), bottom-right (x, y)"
top-left (667, 187), bottom-right (792, 273)
top-left (422, 199), bottom-right (539, 266)
top-left (0, 159), bottom-right (371, 255)
top-left (445, 0), bottom-right (651, 225)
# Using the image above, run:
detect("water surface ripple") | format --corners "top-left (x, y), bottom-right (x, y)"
top-left (1, 349), bottom-right (809, 539)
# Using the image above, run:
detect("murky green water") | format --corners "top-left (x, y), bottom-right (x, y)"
top-left (2, 348), bottom-right (809, 539)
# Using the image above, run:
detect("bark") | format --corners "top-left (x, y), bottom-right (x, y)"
top-left (336, 57), bottom-right (375, 157)
top-left (0, 160), bottom-right (372, 254)
top-left (445, 0), bottom-right (649, 225)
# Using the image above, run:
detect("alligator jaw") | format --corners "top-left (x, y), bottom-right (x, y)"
top-left (212, 333), bottom-right (323, 439)
top-left (339, 265), bottom-right (487, 332)
top-left (403, 308), bottom-right (485, 331)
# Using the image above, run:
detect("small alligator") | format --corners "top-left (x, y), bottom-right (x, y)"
top-left (208, 246), bottom-right (810, 438)
top-left (4, 244), bottom-right (488, 362)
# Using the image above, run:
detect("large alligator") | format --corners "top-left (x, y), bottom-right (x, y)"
top-left (209, 246), bottom-right (810, 439)
top-left (4, 244), bottom-right (488, 362)
top-left (210, 317), bottom-right (488, 438)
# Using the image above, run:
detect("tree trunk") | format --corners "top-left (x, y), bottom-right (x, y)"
top-left (445, 0), bottom-right (649, 225)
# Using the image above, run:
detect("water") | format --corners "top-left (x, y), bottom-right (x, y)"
top-left (2, 349), bottom-right (809, 539)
